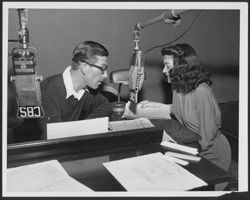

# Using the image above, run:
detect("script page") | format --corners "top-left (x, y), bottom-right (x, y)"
top-left (7, 160), bottom-right (92, 192)
top-left (103, 152), bottom-right (207, 191)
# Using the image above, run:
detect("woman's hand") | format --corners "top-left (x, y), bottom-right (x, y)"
top-left (137, 100), bottom-right (172, 119)
top-left (138, 100), bottom-right (166, 109)
top-left (122, 100), bottom-right (172, 119)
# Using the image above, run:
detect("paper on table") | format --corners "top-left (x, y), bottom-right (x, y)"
top-left (47, 117), bottom-right (108, 139)
top-left (108, 118), bottom-right (155, 132)
top-left (7, 160), bottom-right (92, 192)
top-left (162, 154), bottom-right (189, 166)
top-left (103, 152), bottom-right (207, 191)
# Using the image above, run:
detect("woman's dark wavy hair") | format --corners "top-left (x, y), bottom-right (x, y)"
top-left (161, 43), bottom-right (212, 94)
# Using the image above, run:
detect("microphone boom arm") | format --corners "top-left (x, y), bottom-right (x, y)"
top-left (129, 9), bottom-right (190, 105)
top-left (135, 9), bottom-right (190, 30)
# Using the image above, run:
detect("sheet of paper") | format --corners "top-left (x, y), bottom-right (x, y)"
top-left (162, 154), bottom-right (189, 166)
top-left (7, 160), bottom-right (92, 192)
top-left (47, 117), bottom-right (108, 139)
top-left (108, 118), bottom-right (155, 132)
top-left (103, 152), bottom-right (207, 191)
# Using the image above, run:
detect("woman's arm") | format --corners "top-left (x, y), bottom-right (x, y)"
top-left (195, 85), bottom-right (219, 151)
top-left (123, 101), bottom-right (172, 119)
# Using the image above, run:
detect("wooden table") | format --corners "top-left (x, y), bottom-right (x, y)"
top-left (7, 122), bottom-right (233, 191)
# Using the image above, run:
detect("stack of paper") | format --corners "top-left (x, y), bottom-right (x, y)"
top-left (103, 152), bottom-right (207, 191)
top-left (7, 160), bottom-right (92, 192)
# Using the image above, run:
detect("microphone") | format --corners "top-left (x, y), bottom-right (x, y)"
top-left (128, 50), bottom-right (145, 114)
top-left (128, 9), bottom-right (189, 114)
top-left (162, 10), bottom-right (183, 26)
top-left (135, 9), bottom-right (189, 30)
top-left (10, 9), bottom-right (44, 119)
top-left (128, 50), bottom-right (145, 103)
top-left (11, 47), bottom-right (44, 119)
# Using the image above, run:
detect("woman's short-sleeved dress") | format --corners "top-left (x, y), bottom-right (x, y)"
top-left (170, 83), bottom-right (231, 171)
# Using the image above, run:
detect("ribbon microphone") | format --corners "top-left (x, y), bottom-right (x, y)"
top-left (10, 9), bottom-right (44, 119)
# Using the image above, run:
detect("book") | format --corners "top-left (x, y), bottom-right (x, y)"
top-left (160, 141), bottom-right (198, 155)
top-left (165, 151), bottom-right (201, 162)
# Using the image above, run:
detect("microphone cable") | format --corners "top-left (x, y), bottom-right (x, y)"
top-left (144, 10), bottom-right (202, 54)
top-left (8, 39), bottom-right (20, 42)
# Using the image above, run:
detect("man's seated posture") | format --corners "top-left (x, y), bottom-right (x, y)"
top-left (40, 41), bottom-right (113, 139)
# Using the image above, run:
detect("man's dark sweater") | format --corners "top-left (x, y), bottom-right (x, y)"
top-left (40, 73), bottom-right (113, 138)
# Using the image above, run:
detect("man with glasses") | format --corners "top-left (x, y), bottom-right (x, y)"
top-left (40, 41), bottom-right (113, 139)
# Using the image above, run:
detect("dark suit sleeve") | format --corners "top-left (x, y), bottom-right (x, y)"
top-left (41, 90), bottom-right (63, 123)
top-left (86, 93), bottom-right (113, 119)
top-left (40, 90), bottom-right (64, 139)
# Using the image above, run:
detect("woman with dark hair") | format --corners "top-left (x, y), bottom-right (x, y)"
top-left (140, 43), bottom-right (231, 172)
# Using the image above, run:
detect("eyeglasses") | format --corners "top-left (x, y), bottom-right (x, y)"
top-left (82, 60), bottom-right (108, 75)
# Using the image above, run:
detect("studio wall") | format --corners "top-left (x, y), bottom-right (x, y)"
top-left (8, 8), bottom-right (239, 107)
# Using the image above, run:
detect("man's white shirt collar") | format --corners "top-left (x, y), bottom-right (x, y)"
top-left (63, 66), bottom-right (85, 100)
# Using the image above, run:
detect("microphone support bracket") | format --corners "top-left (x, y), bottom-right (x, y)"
top-left (129, 9), bottom-right (190, 104)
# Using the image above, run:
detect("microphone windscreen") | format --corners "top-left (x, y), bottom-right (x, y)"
top-left (128, 52), bottom-right (145, 90)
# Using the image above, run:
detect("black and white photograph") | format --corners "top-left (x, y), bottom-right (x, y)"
top-left (2, 1), bottom-right (248, 198)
